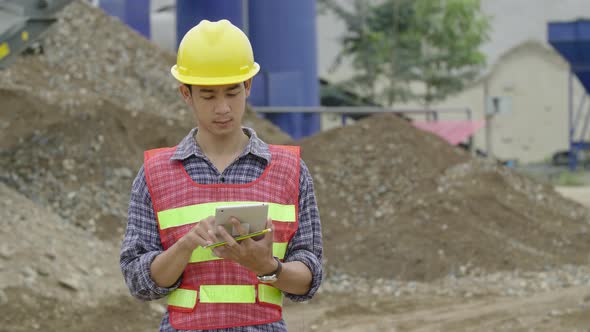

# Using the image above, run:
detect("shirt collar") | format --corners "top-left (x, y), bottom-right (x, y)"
top-left (171, 127), bottom-right (271, 163)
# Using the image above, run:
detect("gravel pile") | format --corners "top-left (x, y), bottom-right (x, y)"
top-left (320, 265), bottom-right (590, 298)
top-left (300, 113), bottom-right (590, 281)
top-left (0, 1), bottom-right (291, 141)
top-left (0, 1), bottom-right (289, 242)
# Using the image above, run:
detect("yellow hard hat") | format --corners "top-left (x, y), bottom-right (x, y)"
top-left (171, 19), bottom-right (260, 86)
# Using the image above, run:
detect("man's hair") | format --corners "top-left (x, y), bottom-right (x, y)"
top-left (184, 81), bottom-right (247, 95)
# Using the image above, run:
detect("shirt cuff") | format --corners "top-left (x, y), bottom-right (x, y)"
top-left (139, 251), bottom-right (181, 298)
top-left (283, 249), bottom-right (323, 302)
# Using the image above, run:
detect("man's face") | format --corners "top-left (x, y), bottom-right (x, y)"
top-left (180, 79), bottom-right (252, 138)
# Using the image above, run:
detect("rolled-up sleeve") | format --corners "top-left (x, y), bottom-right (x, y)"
top-left (284, 160), bottom-right (323, 302)
top-left (120, 165), bottom-right (180, 301)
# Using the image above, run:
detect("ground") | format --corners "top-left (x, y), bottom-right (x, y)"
top-left (281, 185), bottom-right (590, 332)
top-left (2, 2), bottom-right (590, 331)
top-left (284, 286), bottom-right (590, 331)
top-left (281, 186), bottom-right (590, 332)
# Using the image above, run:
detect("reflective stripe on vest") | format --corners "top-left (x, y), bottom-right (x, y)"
top-left (157, 201), bottom-right (296, 230)
top-left (188, 242), bottom-right (289, 263)
top-left (258, 284), bottom-right (283, 306)
top-left (168, 288), bottom-right (197, 309)
top-left (168, 285), bottom-right (283, 308)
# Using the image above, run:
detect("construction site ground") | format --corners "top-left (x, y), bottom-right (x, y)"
top-left (1, 2), bottom-right (590, 331)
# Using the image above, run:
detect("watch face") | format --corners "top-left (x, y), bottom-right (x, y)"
top-left (258, 275), bottom-right (278, 282)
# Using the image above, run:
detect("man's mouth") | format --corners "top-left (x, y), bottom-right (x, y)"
top-left (214, 119), bottom-right (232, 125)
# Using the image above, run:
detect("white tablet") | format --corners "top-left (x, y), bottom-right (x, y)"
top-left (214, 203), bottom-right (269, 236)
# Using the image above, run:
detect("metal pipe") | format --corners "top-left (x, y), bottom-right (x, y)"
top-left (252, 106), bottom-right (472, 115)
top-left (570, 69), bottom-right (574, 142)
top-left (579, 99), bottom-right (590, 142)
top-left (484, 79), bottom-right (493, 159)
top-left (569, 68), bottom-right (576, 170)
top-left (573, 94), bottom-right (586, 132)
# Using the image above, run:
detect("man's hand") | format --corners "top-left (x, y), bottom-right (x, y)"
top-left (151, 215), bottom-right (219, 288)
top-left (212, 218), bottom-right (277, 276)
top-left (178, 216), bottom-right (220, 252)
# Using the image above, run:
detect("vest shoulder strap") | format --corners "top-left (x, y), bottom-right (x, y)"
top-left (144, 147), bottom-right (176, 162)
top-left (269, 144), bottom-right (300, 157)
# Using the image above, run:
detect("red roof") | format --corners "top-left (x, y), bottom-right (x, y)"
top-left (412, 120), bottom-right (485, 145)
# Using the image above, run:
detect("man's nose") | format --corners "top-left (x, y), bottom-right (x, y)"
top-left (214, 97), bottom-right (231, 114)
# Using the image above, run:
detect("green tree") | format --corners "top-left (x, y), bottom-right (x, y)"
top-left (322, 1), bottom-right (385, 102)
top-left (321, 0), bottom-right (490, 106)
top-left (413, 0), bottom-right (489, 106)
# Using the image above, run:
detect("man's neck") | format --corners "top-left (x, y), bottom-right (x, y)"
top-left (195, 128), bottom-right (249, 159)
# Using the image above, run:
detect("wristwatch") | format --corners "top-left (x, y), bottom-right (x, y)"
top-left (257, 256), bottom-right (282, 283)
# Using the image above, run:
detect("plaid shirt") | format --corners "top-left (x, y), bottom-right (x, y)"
top-left (120, 127), bottom-right (323, 332)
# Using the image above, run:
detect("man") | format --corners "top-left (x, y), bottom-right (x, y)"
top-left (120, 19), bottom-right (323, 332)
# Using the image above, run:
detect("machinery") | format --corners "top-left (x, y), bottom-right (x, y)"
top-left (549, 19), bottom-right (590, 170)
top-left (0, 0), bottom-right (72, 69)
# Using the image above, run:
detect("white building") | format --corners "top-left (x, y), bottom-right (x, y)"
top-left (318, 0), bottom-right (590, 163)
top-left (432, 41), bottom-right (580, 163)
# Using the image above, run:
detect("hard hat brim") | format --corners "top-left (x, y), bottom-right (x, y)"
top-left (171, 63), bottom-right (260, 86)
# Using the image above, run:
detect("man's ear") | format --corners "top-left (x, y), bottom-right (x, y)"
top-left (179, 84), bottom-right (192, 104)
top-left (243, 78), bottom-right (253, 98)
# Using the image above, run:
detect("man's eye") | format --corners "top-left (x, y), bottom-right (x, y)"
top-left (201, 96), bottom-right (214, 100)
top-left (227, 93), bottom-right (239, 97)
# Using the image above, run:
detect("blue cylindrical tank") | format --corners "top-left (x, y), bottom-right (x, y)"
top-left (98, 0), bottom-right (124, 21)
top-left (248, 0), bottom-right (320, 139)
top-left (176, 0), bottom-right (244, 49)
top-left (99, 0), bottom-right (151, 38)
top-left (125, 0), bottom-right (151, 38)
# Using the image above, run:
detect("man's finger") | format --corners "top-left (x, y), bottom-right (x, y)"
top-left (231, 217), bottom-right (249, 236)
top-left (262, 218), bottom-right (274, 244)
top-left (204, 216), bottom-right (215, 226)
top-left (193, 216), bottom-right (214, 242)
top-left (193, 225), bottom-right (212, 245)
top-left (185, 230), bottom-right (207, 248)
top-left (217, 225), bottom-right (239, 247)
top-left (206, 229), bottom-right (221, 245)
top-left (212, 246), bottom-right (229, 258)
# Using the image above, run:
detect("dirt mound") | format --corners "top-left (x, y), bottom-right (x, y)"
top-left (0, 183), bottom-right (121, 300)
top-left (299, 114), bottom-right (590, 281)
top-left (1, 87), bottom-right (188, 239)
top-left (0, 1), bottom-right (290, 144)
top-left (0, 183), bottom-right (164, 331)
top-left (0, 1), bottom-right (290, 241)
top-left (1, 287), bottom-right (162, 332)
top-left (0, 96), bottom-right (286, 244)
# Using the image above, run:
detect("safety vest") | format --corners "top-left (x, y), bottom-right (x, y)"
top-left (143, 144), bottom-right (300, 330)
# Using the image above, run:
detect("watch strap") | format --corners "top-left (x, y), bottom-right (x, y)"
top-left (272, 256), bottom-right (282, 278)
top-left (257, 256), bottom-right (282, 280)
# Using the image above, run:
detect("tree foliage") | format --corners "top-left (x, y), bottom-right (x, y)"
top-left (321, 0), bottom-right (490, 106)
